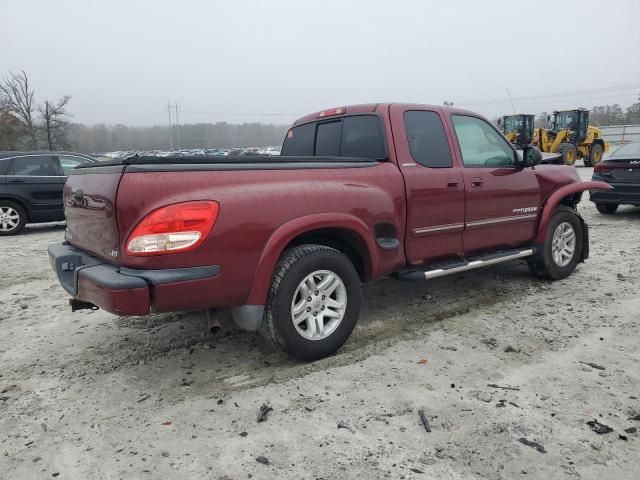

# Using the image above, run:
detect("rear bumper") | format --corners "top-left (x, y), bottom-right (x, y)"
top-left (589, 181), bottom-right (640, 205)
top-left (48, 242), bottom-right (220, 316)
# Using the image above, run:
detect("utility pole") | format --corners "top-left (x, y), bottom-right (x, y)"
top-left (167, 101), bottom-right (174, 150)
top-left (174, 102), bottom-right (181, 150)
top-left (507, 88), bottom-right (517, 114)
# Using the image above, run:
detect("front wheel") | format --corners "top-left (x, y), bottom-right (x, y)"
top-left (528, 206), bottom-right (583, 280)
top-left (264, 244), bottom-right (362, 361)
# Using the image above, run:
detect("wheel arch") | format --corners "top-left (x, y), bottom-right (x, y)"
top-left (534, 181), bottom-right (612, 244)
top-left (244, 213), bottom-right (378, 306)
top-left (0, 195), bottom-right (30, 222)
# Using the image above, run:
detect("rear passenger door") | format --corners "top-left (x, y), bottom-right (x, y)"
top-left (390, 106), bottom-right (465, 265)
top-left (6, 155), bottom-right (64, 221)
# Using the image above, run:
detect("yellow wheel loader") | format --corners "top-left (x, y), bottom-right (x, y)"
top-left (533, 109), bottom-right (608, 166)
top-left (498, 114), bottom-right (535, 149)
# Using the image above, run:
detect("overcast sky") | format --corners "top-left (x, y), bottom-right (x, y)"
top-left (2, 0), bottom-right (639, 126)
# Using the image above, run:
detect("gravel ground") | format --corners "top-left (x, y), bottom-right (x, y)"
top-left (1, 167), bottom-right (639, 480)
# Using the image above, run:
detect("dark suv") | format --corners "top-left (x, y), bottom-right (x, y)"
top-left (0, 151), bottom-right (96, 235)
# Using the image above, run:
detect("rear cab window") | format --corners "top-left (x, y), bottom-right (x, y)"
top-left (281, 115), bottom-right (386, 159)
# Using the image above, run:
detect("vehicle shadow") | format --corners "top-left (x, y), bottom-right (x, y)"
top-left (57, 260), bottom-right (540, 399)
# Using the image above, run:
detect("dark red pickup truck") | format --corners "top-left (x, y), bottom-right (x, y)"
top-left (49, 103), bottom-right (611, 360)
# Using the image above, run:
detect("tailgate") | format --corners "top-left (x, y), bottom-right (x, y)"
top-left (64, 164), bottom-right (125, 261)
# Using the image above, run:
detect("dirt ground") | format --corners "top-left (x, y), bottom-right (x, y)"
top-left (1, 167), bottom-right (639, 480)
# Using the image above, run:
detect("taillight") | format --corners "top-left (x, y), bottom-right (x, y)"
top-left (126, 201), bottom-right (219, 256)
top-left (594, 163), bottom-right (610, 175)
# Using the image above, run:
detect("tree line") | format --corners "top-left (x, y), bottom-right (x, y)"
top-left (533, 97), bottom-right (640, 128)
top-left (3, 70), bottom-right (640, 152)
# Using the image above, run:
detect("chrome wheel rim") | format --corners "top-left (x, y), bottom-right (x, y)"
top-left (551, 222), bottom-right (576, 267)
top-left (0, 206), bottom-right (20, 232)
top-left (290, 269), bottom-right (347, 341)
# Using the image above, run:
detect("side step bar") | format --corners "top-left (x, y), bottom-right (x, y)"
top-left (397, 248), bottom-right (535, 281)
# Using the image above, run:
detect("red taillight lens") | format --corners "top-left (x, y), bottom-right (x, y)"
top-left (126, 201), bottom-right (219, 256)
top-left (594, 163), bottom-right (610, 174)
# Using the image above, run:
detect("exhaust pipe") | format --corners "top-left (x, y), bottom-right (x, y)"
top-left (206, 308), bottom-right (222, 334)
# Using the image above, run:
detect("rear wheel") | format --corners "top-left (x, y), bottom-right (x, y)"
top-left (0, 201), bottom-right (27, 236)
top-left (596, 203), bottom-right (618, 214)
top-left (528, 206), bottom-right (583, 280)
top-left (557, 142), bottom-right (578, 165)
top-left (587, 143), bottom-right (604, 167)
top-left (264, 244), bottom-right (362, 361)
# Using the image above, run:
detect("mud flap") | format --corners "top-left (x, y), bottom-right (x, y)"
top-left (580, 217), bottom-right (589, 261)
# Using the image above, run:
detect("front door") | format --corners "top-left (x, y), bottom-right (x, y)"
top-left (447, 114), bottom-right (540, 256)
top-left (390, 106), bottom-right (465, 266)
top-left (6, 155), bottom-right (64, 221)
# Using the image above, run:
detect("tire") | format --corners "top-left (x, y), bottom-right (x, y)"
top-left (264, 244), bottom-right (362, 361)
top-left (557, 142), bottom-right (578, 165)
top-left (596, 203), bottom-right (618, 214)
top-left (528, 206), bottom-right (583, 280)
top-left (588, 143), bottom-right (604, 167)
top-left (0, 200), bottom-right (27, 236)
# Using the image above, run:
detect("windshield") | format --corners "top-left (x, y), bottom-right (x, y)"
top-left (503, 116), bottom-right (522, 133)
top-left (611, 141), bottom-right (640, 158)
top-left (554, 111), bottom-right (578, 130)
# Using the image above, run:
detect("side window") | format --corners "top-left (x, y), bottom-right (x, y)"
top-left (403, 111), bottom-right (452, 168)
top-left (315, 121), bottom-right (342, 156)
top-left (0, 159), bottom-right (11, 176)
top-left (451, 115), bottom-right (515, 167)
top-left (58, 155), bottom-right (89, 176)
top-left (341, 116), bottom-right (385, 159)
top-left (11, 156), bottom-right (57, 176)
top-left (281, 123), bottom-right (315, 156)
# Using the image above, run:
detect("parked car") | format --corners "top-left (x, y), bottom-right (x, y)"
top-left (0, 151), bottom-right (96, 235)
top-left (590, 141), bottom-right (640, 214)
top-left (48, 104), bottom-right (610, 360)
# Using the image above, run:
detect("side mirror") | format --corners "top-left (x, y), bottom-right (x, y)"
top-left (521, 145), bottom-right (543, 168)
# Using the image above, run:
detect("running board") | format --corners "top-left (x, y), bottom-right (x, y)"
top-left (397, 248), bottom-right (535, 281)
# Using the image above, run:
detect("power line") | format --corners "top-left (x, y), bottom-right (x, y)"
top-left (458, 83), bottom-right (640, 107)
top-left (179, 110), bottom-right (301, 116)
top-left (160, 83), bottom-right (640, 121)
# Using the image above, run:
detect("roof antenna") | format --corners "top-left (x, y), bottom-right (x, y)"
top-left (507, 88), bottom-right (517, 114)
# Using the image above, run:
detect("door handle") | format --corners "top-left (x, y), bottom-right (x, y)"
top-left (446, 178), bottom-right (459, 187)
top-left (471, 177), bottom-right (484, 187)
top-left (9, 179), bottom-right (25, 183)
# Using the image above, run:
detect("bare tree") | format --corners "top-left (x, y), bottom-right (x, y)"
top-left (0, 108), bottom-right (26, 150)
top-left (0, 71), bottom-right (37, 147)
top-left (38, 95), bottom-right (71, 150)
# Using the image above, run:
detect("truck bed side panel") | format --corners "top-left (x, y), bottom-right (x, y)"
top-left (115, 163), bottom-right (406, 307)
